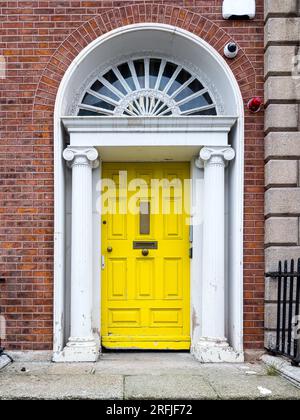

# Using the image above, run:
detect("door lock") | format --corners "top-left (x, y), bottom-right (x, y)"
top-left (142, 249), bottom-right (149, 257)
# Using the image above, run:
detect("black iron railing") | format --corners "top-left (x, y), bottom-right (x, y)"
top-left (266, 259), bottom-right (300, 367)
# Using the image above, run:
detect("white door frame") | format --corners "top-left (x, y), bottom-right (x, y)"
top-left (53, 116), bottom-right (243, 363)
top-left (52, 24), bottom-right (245, 362)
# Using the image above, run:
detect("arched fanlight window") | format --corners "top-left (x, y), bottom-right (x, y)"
top-left (78, 58), bottom-right (217, 117)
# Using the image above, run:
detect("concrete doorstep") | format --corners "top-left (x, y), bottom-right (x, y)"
top-left (0, 352), bottom-right (300, 400)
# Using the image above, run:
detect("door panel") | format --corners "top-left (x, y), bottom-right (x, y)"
top-left (108, 258), bottom-right (127, 300)
top-left (101, 163), bottom-right (190, 350)
top-left (136, 258), bottom-right (155, 299)
top-left (163, 257), bottom-right (183, 299)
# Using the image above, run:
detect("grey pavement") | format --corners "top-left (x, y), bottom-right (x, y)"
top-left (0, 352), bottom-right (300, 400)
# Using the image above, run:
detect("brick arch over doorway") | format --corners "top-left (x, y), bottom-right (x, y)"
top-left (33, 5), bottom-right (258, 114)
top-left (0, 2), bottom-right (264, 351)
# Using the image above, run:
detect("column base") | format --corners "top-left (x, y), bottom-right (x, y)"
top-left (52, 337), bottom-right (100, 363)
top-left (192, 337), bottom-right (244, 363)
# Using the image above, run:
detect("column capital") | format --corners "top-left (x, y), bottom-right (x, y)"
top-left (63, 146), bottom-right (99, 169)
top-left (199, 146), bottom-right (235, 167)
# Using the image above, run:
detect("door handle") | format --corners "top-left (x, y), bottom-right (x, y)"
top-left (107, 246), bottom-right (113, 253)
top-left (142, 249), bottom-right (149, 257)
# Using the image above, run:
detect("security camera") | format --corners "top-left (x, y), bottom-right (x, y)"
top-left (224, 42), bottom-right (238, 59)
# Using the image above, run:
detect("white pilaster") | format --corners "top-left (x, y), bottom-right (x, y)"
top-left (54, 147), bottom-right (99, 363)
top-left (192, 146), bottom-right (243, 363)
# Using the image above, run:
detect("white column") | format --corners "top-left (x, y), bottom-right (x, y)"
top-left (193, 146), bottom-right (243, 363)
top-left (201, 147), bottom-right (234, 339)
top-left (55, 146), bottom-right (99, 362)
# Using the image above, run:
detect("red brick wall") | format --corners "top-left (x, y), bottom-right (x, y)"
top-left (0, 1), bottom-right (265, 351)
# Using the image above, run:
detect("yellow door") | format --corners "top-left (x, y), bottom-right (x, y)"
top-left (101, 163), bottom-right (190, 350)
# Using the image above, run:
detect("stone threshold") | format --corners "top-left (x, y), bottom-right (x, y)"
top-left (262, 355), bottom-right (300, 389)
top-left (0, 356), bottom-right (12, 371)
